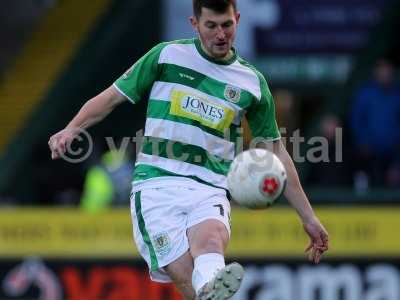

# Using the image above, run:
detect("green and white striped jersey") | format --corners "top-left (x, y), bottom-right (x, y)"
top-left (113, 38), bottom-right (280, 190)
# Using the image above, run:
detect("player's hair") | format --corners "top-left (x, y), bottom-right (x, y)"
top-left (193, 0), bottom-right (237, 18)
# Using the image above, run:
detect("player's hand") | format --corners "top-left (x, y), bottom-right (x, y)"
top-left (48, 128), bottom-right (79, 160)
top-left (303, 216), bottom-right (329, 264)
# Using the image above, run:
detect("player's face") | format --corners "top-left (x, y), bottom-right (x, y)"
top-left (191, 6), bottom-right (240, 60)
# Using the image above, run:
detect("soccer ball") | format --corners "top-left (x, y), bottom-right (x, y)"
top-left (227, 149), bottom-right (287, 209)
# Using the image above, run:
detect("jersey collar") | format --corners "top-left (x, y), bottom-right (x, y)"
top-left (194, 37), bottom-right (237, 65)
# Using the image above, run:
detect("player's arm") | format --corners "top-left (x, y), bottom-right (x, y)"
top-left (244, 70), bottom-right (329, 263)
top-left (253, 139), bottom-right (329, 263)
top-left (67, 85), bottom-right (125, 130)
top-left (270, 140), bottom-right (329, 262)
top-left (48, 85), bottom-right (126, 159)
top-left (271, 140), bottom-right (315, 222)
top-left (49, 42), bottom-right (165, 160)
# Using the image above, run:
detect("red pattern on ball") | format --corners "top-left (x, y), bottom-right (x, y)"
top-left (263, 177), bottom-right (278, 194)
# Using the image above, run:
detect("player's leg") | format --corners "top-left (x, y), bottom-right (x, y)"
top-left (130, 185), bottom-right (242, 299)
top-left (188, 219), bottom-right (229, 256)
top-left (164, 251), bottom-right (196, 300)
top-left (186, 190), bottom-right (244, 299)
top-left (188, 219), bottom-right (229, 290)
top-left (130, 187), bottom-right (194, 296)
top-left (163, 219), bottom-right (233, 300)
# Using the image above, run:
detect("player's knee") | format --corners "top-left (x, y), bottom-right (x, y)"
top-left (216, 222), bottom-right (229, 248)
top-left (202, 223), bottom-right (229, 252)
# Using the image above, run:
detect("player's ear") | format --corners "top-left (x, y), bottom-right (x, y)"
top-left (189, 16), bottom-right (199, 32)
top-left (235, 11), bottom-right (240, 25)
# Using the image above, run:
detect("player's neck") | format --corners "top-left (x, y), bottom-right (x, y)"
top-left (200, 41), bottom-right (233, 62)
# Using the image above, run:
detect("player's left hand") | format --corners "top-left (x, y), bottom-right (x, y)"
top-left (303, 216), bottom-right (329, 264)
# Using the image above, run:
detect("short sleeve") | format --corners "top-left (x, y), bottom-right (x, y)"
top-left (113, 43), bottom-right (165, 103)
top-left (246, 74), bottom-right (280, 140)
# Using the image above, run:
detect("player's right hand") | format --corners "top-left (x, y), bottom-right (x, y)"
top-left (48, 128), bottom-right (79, 160)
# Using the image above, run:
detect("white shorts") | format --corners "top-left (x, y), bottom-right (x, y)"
top-left (130, 180), bottom-right (231, 283)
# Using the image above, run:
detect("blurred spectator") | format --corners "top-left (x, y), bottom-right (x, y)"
top-left (274, 89), bottom-right (300, 155)
top-left (0, 0), bottom-right (57, 75)
top-left (80, 149), bottom-right (133, 212)
top-left (350, 59), bottom-right (400, 187)
top-left (307, 114), bottom-right (351, 186)
top-left (0, 196), bottom-right (17, 207)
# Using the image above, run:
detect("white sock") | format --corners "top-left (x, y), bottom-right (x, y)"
top-left (192, 253), bottom-right (225, 294)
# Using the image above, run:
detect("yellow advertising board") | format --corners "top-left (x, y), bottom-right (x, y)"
top-left (0, 207), bottom-right (399, 257)
top-left (0, 208), bottom-right (137, 257)
top-left (229, 207), bottom-right (400, 257)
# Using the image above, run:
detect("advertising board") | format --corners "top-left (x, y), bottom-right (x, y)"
top-left (0, 258), bottom-right (399, 300)
top-left (1, 208), bottom-right (399, 258)
top-left (162, 0), bottom-right (393, 83)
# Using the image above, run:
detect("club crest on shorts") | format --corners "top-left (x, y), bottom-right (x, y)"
top-left (224, 85), bottom-right (241, 103)
top-left (152, 232), bottom-right (171, 257)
